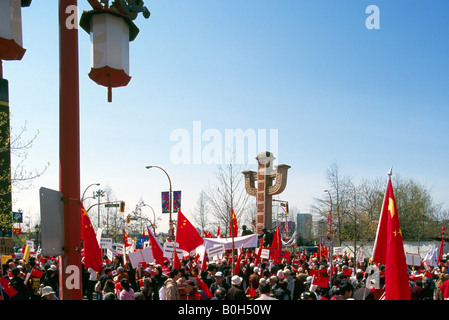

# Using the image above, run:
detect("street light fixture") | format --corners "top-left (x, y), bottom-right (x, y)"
top-left (81, 183), bottom-right (100, 203)
top-left (145, 165), bottom-right (174, 240)
top-left (93, 189), bottom-right (105, 228)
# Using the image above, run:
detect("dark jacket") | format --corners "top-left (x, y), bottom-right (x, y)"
top-left (10, 276), bottom-right (29, 300)
top-left (225, 285), bottom-right (248, 300)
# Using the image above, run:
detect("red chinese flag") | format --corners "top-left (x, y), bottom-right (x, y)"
top-left (343, 268), bottom-right (353, 276)
top-left (312, 275), bottom-right (329, 288)
top-left (81, 204), bottom-right (103, 273)
top-left (0, 277), bottom-right (18, 298)
top-left (173, 250), bottom-right (182, 270)
top-left (438, 229), bottom-right (445, 265)
top-left (123, 229), bottom-right (131, 247)
top-left (176, 210), bottom-right (204, 253)
top-left (192, 272), bottom-right (213, 299)
top-left (30, 268), bottom-right (44, 279)
top-left (371, 177), bottom-right (410, 300)
top-left (271, 225), bottom-right (282, 251)
top-left (217, 224), bottom-right (222, 238)
top-left (230, 209), bottom-right (238, 238)
top-left (234, 250), bottom-right (243, 275)
top-left (147, 226), bottom-right (168, 265)
top-left (246, 286), bottom-right (257, 298)
top-left (254, 236), bottom-right (265, 266)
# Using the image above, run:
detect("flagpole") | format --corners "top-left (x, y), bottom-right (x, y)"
top-left (231, 208), bottom-right (235, 276)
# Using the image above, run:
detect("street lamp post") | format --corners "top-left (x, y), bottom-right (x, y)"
top-left (145, 166), bottom-right (174, 241)
top-left (93, 189), bottom-right (105, 228)
top-left (81, 183), bottom-right (100, 204)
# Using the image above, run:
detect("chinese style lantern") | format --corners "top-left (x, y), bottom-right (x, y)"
top-left (80, 9), bottom-right (140, 102)
top-left (0, 0), bottom-right (31, 61)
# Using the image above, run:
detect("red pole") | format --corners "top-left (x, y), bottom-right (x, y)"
top-left (58, 0), bottom-right (82, 300)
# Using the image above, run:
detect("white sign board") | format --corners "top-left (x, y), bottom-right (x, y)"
top-left (333, 247), bottom-right (343, 256)
top-left (100, 238), bottom-right (113, 250)
top-left (115, 243), bottom-right (124, 254)
top-left (207, 244), bottom-right (225, 257)
top-left (128, 247), bottom-right (154, 268)
top-left (405, 253), bottom-right (422, 266)
top-left (163, 242), bottom-right (184, 259)
top-left (107, 248), bottom-right (118, 261)
top-left (260, 248), bottom-right (270, 260)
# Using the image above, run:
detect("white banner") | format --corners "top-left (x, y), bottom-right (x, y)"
top-left (203, 234), bottom-right (258, 251)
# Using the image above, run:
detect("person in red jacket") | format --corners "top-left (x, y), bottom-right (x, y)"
top-left (438, 279), bottom-right (449, 300)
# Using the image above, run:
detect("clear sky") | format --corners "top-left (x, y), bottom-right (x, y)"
top-left (4, 0), bottom-right (449, 234)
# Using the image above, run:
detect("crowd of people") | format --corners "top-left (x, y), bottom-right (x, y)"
top-left (2, 248), bottom-right (449, 301)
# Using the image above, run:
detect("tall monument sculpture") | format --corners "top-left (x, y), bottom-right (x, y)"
top-left (242, 152), bottom-right (290, 236)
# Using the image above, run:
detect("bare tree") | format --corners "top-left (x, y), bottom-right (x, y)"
top-left (204, 163), bottom-right (253, 237)
top-left (192, 190), bottom-right (210, 235)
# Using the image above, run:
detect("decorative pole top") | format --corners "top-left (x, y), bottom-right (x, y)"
top-left (388, 166), bottom-right (393, 177)
top-left (88, 0), bottom-right (150, 20)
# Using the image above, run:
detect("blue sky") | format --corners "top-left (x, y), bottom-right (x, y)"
top-left (4, 0), bottom-right (449, 233)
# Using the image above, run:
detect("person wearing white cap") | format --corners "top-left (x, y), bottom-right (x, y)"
top-left (41, 286), bottom-right (57, 300)
top-left (210, 271), bottom-right (230, 295)
top-left (225, 275), bottom-right (248, 300)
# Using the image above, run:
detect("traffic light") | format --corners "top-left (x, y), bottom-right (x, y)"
top-left (120, 201), bottom-right (125, 213)
top-left (126, 215), bottom-right (130, 224)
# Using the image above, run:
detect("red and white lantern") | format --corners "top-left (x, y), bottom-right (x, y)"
top-left (80, 9), bottom-right (139, 102)
top-left (0, 0), bottom-right (31, 61)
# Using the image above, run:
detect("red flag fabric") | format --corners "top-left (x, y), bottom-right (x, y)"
top-left (318, 239), bottom-right (328, 260)
top-left (254, 236), bottom-right (265, 266)
top-left (230, 209), bottom-right (238, 238)
top-left (271, 225), bottom-right (282, 251)
top-left (200, 250), bottom-right (208, 271)
top-left (173, 250), bottom-right (182, 270)
top-left (176, 210), bottom-right (204, 253)
top-left (146, 226), bottom-right (169, 265)
top-left (30, 268), bottom-right (44, 279)
top-left (217, 224), bottom-right (222, 238)
top-left (246, 286), bottom-right (257, 298)
top-left (81, 204), bottom-right (103, 273)
top-left (123, 229), bottom-right (131, 247)
top-left (234, 250), bottom-right (243, 275)
top-left (142, 227), bottom-right (146, 238)
top-left (0, 276), bottom-right (18, 298)
top-left (438, 228), bottom-right (445, 265)
top-left (312, 275), bottom-right (329, 288)
top-left (371, 177), bottom-right (411, 300)
top-left (192, 272), bottom-right (213, 299)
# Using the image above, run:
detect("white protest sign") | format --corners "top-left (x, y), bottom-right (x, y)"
top-left (207, 244), bottom-right (225, 257)
top-left (356, 248), bottom-right (365, 263)
top-left (333, 247), bottom-right (343, 256)
top-left (260, 248), bottom-right (270, 260)
top-left (405, 253), bottom-right (421, 266)
top-left (128, 247), bottom-right (154, 268)
top-left (107, 248), bottom-right (118, 261)
top-left (96, 228), bottom-right (103, 244)
top-left (115, 243), bottom-right (124, 254)
top-left (100, 238), bottom-right (113, 250)
top-left (163, 242), bottom-right (184, 259)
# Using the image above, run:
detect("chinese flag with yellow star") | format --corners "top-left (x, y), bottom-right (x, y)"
top-left (372, 177), bottom-right (410, 300)
top-left (229, 209), bottom-right (238, 238)
top-left (81, 204), bottom-right (103, 273)
top-left (176, 210), bottom-right (204, 253)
